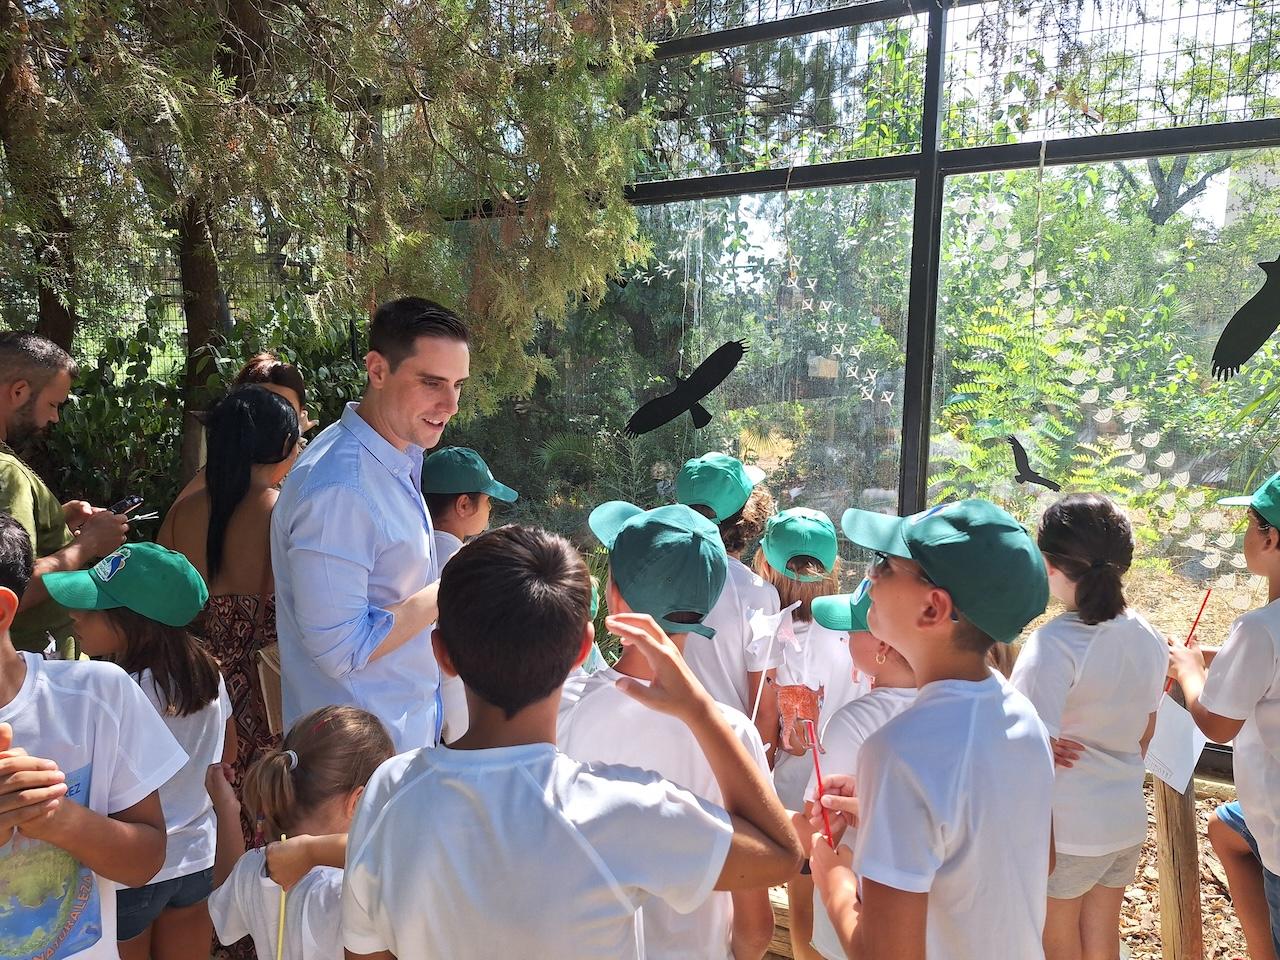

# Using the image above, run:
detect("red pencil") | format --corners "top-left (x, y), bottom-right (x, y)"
top-left (804, 718), bottom-right (835, 849)
top-left (1166, 588), bottom-right (1212, 695)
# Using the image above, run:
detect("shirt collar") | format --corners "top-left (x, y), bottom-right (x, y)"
top-left (339, 403), bottom-right (424, 481)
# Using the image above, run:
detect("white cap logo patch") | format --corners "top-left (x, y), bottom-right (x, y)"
top-left (909, 503), bottom-right (955, 525)
top-left (93, 546), bottom-right (131, 582)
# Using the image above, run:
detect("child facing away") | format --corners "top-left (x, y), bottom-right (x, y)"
top-left (422, 445), bottom-right (519, 742)
top-left (42, 541), bottom-right (233, 959)
top-left (205, 705), bottom-right (395, 960)
top-left (0, 514), bottom-right (188, 960)
top-left (1010, 493), bottom-right (1167, 960)
top-left (558, 501), bottom-right (776, 960)
top-left (340, 524), bottom-right (803, 959)
top-left (793, 579), bottom-right (916, 960)
top-left (1170, 471), bottom-right (1280, 960)
top-left (810, 499), bottom-right (1054, 960)
top-left (675, 453), bottom-right (785, 757)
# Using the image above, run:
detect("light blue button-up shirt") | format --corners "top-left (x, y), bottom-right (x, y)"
top-left (271, 403), bottom-right (440, 751)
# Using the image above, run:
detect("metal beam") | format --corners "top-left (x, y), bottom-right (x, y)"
top-left (626, 153), bottom-right (919, 204)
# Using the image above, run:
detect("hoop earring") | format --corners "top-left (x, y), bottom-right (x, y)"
top-left (875, 651), bottom-right (887, 665)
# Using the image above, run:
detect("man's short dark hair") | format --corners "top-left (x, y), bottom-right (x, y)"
top-left (0, 332), bottom-right (78, 392)
top-left (438, 524), bottom-right (591, 718)
top-left (0, 513), bottom-right (34, 600)
top-left (369, 298), bottom-right (469, 371)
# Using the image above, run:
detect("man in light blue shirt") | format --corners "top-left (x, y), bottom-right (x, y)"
top-left (271, 298), bottom-right (470, 751)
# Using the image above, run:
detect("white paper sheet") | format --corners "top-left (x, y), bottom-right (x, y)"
top-left (1144, 695), bottom-right (1209, 793)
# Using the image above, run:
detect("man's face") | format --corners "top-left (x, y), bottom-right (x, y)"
top-left (7, 369), bottom-right (72, 445)
top-left (369, 336), bottom-right (470, 450)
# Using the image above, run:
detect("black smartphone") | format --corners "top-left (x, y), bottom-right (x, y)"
top-left (110, 494), bottom-right (144, 515)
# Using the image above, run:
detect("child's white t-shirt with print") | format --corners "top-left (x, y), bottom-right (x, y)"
top-left (804, 685), bottom-right (916, 960)
top-left (557, 666), bottom-right (769, 960)
top-left (342, 743), bottom-right (733, 960)
top-left (209, 848), bottom-right (342, 960)
top-left (684, 557), bottom-right (783, 714)
top-left (772, 618), bottom-right (870, 809)
top-left (0, 653), bottom-right (186, 960)
top-left (1010, 608), bottom-right (1167, 856)
top-left (1200, 598), bottom-right (1280, 873)
top-left (136, 669), bottom-right (232, 883)
top-left (852, 672), bottom-right (1054, 960)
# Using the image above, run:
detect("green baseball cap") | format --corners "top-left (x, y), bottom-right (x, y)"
top-left (675, 453), bottom-right (766, 523)
top-left (422, 447), bottom-right (518, 503)
top-left (44, 542), bottom-right (209, 627)
top-left (840, 500), bottom-right (1048, 644)
top-left (1219, 471), bottom-right (1280, 527)
top-left (762, 508), bottom-right (838, 581)
top-left (588, 501), bottom-right (728, 639)
top-left (811, 577), bottom-right (873, 632)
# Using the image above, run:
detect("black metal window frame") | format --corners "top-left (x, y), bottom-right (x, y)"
top-left (627, 0), bottom-right (1268, 778)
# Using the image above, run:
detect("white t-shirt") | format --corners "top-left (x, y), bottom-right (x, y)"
top-left (772, 618), bottom-right (870, 810)
top-left (556, 666), bottom-right (769, 960)
top-left (0, 653), bottom-right (186, 960)
top-left (209, 849), bottom-right (343, 960)
top-left (852, 673), bottom-right (1053, 960)
top-left (1200, 598), bottom-right (1280, 873)
top-left (342, 743), bottom-right (733, 960)
top-left (805, 685), bottom-right (916, 960)
top-left (432, 530), bottom-right (469, 742)
top-left (683, 557), bottom-right (783, 714)
top-left (136, 669), bottom-right (232, 883)
top-left (1010, 609), bottom-right (1167, 856)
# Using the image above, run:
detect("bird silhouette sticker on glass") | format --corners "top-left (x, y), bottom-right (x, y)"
top-left (1006, 435), bottom-right (1062, 492)
top-left (625, 340), bottom-right (747, 437)
top-left (1212, 256), bottom-right (1280, 380)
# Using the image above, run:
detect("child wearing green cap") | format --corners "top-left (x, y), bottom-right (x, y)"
top-left (0, 515), bottom-right (188, 960)
top-left (676, 453), bottom-right (785, 758)
top-left (1171, 471), bottom-right (1280, 960)
top-left (557, 501), bottom-right (779, 960)
top-left (422, 446), bottom-right (519, 742)
top-left (810, 499), bottom-right (1054, 960)
top-left (41, 541), bottom-right (232, 958)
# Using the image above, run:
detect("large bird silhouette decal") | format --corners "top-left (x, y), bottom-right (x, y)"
top-left (1006, 435), bottom-right (1062, 492)
top-left (625, 340), bottom-right (747, 437)
top-left (1212, 256), bottom-right (1280, 380)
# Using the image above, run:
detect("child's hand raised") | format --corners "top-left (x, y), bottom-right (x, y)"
top-left (267, 835), bottom-right (316, 892)
top-left (606, 613), bottom-right (716, 724)
top-left (205, 763), bottom-right (240, 814)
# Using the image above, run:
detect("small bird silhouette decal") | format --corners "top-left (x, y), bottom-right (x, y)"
top-left (1006, 435), bottom-right (1062, 492)
top-left (1212, 256), bottom-right (1280, 380)
top-left (625, 340), bottom-right (747, 437)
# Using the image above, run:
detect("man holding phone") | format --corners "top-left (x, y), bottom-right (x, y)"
top-left (0, 332), bottom-right (128, 657)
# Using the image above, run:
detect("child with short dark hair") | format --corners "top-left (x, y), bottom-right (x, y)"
top-left (206, 705), bottom-right (395, 960)
top-left (42, 541), bottom-right (231, 959)
top-left (340, 524), bottom-right (803, 959)
top-left (1011, 493), bottom-right (1166, 960)
top-left (810, 500), bottom-right (1054, 960)
top-left (0, 514), bottom-right (187, 960)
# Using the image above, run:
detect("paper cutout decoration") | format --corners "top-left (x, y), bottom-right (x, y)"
top-left (625, 340), bottom-right (747, 436)
top-left (778, 684), bottom-right (823, 753)
top-left (1006, 436), bottom-right (1062, 492)
top-left (1212, 256), bottom-right (1280, 379)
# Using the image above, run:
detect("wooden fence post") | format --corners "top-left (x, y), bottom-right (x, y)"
top-left (1154, 684), bottom-right (1204, 960)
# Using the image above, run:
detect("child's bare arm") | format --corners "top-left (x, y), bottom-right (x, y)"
top-left (268, 833), bottom-right (348, 890)
top-left (345, 951), bottom-right (395, 960)
top-left (729, 888), bottom-right (775, 960)
top-left (1169, 636), bottom-right (1247, 743)
top-left (20, 786), bottom-right (166, 887)
top-left (207, 763), bottom-right (245, 888)
top-left (856, 878), bottom-right (927, 959)
top-left (747, 669), bottom-right (780, 765)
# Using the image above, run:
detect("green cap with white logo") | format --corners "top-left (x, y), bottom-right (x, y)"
top-left (762, 508), bottom-right (838, 581)
top-left (840, 500), bottom-right (1048, 644)
top-left (423, 447), bottom-right (518, 503)
top-left (44, 542), bottom-right (209, 627)
top-left (589, 501), bottom-right (728, 639)
top-left (811, 577), bottom-right (873, 632)
top-left (1219, 471), bottom-right (1280, 527)
top-left (675, 453), bottom-right (766, 523)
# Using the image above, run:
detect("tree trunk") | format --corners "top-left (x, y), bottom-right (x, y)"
top-left (176, 198), bottom-right (225, 483)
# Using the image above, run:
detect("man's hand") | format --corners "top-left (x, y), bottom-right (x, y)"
top-left (0, 723), bottom-right (68, 842)
top-left (61, 501), bottom-right (94, 530)
top-left (606, 613), bottom-right (717, 725)
top-left (73, 509), bottom-right (129, 558)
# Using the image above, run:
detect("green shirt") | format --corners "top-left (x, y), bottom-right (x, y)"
top-left (0, 443), bottom-right (75, 655)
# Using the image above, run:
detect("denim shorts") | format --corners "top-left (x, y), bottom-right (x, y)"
top-left (1217, 800), bottom-right (1280, 957)
top-left (116, 867), bottom-right (214, 940)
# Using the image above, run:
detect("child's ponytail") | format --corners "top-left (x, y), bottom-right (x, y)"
top-left (1037, 493), bottom-right (1133, 626)
top-left (241, 705), bottom-right (394, 840)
